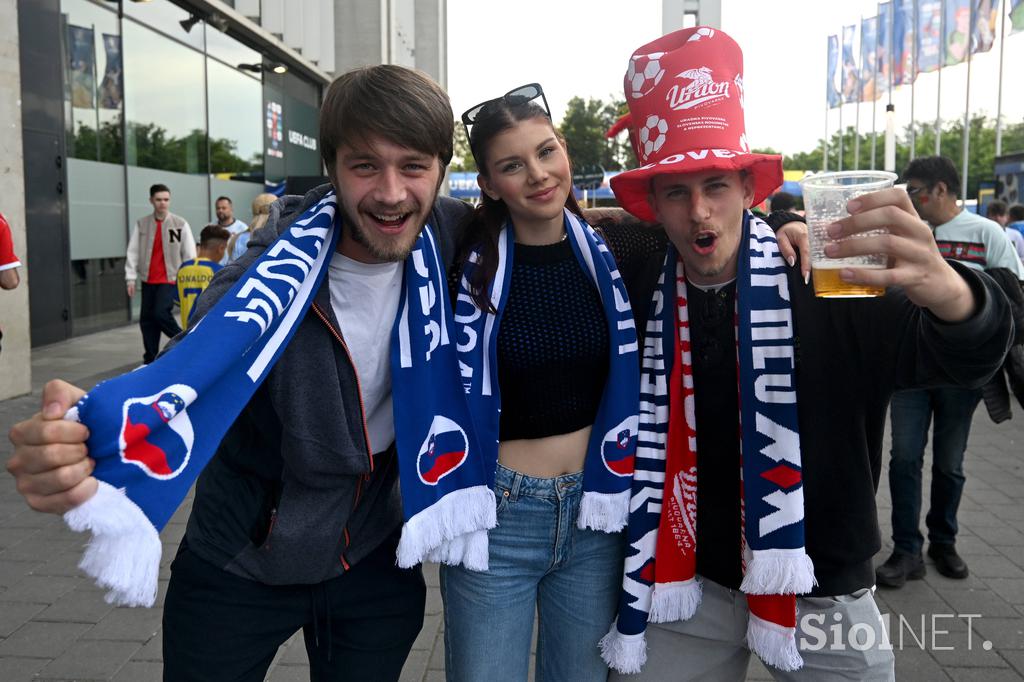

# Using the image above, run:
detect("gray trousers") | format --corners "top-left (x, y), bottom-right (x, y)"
top-left (609, 577), bottom-right (894, 681)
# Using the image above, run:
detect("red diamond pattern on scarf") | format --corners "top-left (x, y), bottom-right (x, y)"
top-left (760, 464), bottom-right (801, 490)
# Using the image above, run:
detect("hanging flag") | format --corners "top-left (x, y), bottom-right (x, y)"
top-left (828, 35), bottom-right (842, 108)
top-left (917, 0), bottom-right (944, 73)
top-left (893, 0), bottom-right (916, 85)
top-left (861, 16), bottom-right (879, 101)
top-left (971, 0), bottom-right (998, 52)
top-left (99, 34), bottom-right (122, 109)
top-left (944, 0), bottom-right (972, 65)
top-left (842, 24), bottom-right (860, 103)
top-left (66, 25), bottom-right (95, 109)
top-left (876, 3), bottom-right (892, 96)
top-left (1012, 0), bottom-right (1024, 33)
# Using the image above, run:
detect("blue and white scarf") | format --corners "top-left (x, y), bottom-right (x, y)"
top-left (600, 213), bottom-right (815, 674)
top-left (453, 209), bottom-right (639, 531)
top-left (63, 191), bottom-right (494, 606)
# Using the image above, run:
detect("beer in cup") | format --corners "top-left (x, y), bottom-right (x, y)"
top-left (799, 170), bottom-right (898, 298)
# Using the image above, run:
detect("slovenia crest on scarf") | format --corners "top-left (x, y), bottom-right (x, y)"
top-left (61, 191), bottom-right (494, 607)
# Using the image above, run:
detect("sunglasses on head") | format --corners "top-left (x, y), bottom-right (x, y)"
top-left (460, 83), bottom-right (551, 137)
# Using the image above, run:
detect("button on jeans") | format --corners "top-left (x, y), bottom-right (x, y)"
top-left (888, 387), bottom-right (981, 555)
top-left (440, 463), bottom-right (625, 681)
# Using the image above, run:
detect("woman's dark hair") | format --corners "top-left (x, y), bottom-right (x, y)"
top-left (457, 98), bottom-right (583, 312)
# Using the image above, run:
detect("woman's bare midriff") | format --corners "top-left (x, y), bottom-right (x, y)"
top-left (497, 426), bottom-right (591, 478)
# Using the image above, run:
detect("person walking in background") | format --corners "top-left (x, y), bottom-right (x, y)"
top-left (176, 224), bottom-right (229, 328)
top-left (125, 183), bottom-right (196, 364)
top-left (877, 156), bottom-right (1024, 590)
top-left (1009, 204), bottom-right (1024, 237)
top-left (0, 211), bottom-right (22, 357)
top-left (214, 196), bottom-right (248, 264)
top-left (987, 200), bottom-right (1024, 261)
top-left (227, 192), bottom-right (277, 262)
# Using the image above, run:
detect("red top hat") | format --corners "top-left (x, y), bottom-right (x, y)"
top-left (610, 27), bottom-right (783, 222)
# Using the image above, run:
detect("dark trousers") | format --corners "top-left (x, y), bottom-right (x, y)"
top-left (163, 534), bottom-right (425, 682)
top-left (888, 386), bottom-right (981, 555)
top-left (140, 282), bottom-right (181, 364)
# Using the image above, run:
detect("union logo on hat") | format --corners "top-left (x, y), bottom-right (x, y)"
top-left (610, 27), bottom-right (783, 222)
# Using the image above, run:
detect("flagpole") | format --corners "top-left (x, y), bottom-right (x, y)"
top-left (910, 0), bottom-right (917, 160)
top-left (824, 105), bottom-right (830, 172)
top-left (935, 0), bottom-right (943, 156)
top-left (856, 17), bottom-right (862, 170)
top-left (996, 0), bottom-right (1007, 156)
top-left (839, 101), bottom-right (845, 171)
top-left (962, 0), bottom-right (973, 202)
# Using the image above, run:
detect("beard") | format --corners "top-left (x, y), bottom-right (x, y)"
top-left (340, 205), bottom-right (425, 263)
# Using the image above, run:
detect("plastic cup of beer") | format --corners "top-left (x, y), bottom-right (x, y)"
top-left (799, 170), bottom-right (898, 298)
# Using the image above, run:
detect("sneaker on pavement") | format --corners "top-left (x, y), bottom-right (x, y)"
top-left (875, 550), bottom-right (926, 588)
top-left (928, 543), bottom-right (969, 579)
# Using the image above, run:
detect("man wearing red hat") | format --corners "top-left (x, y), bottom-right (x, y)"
top-left (599, 27), bottom-right (1013, 680)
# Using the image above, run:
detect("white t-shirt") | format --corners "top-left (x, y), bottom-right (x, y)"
top-left (328, 252), bottom-right (403, 454)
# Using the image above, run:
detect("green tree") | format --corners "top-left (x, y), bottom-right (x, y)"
top-left (559, 96), bottom-right (630, 175)
top-left (450, 121), bottom-right (476, 172)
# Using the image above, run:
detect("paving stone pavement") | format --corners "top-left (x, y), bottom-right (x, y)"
top-left (1, 325), bottom-right (1023, 681)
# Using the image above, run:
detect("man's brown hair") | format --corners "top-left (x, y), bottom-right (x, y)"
top-left (319, 65), bottom-right (454, 178)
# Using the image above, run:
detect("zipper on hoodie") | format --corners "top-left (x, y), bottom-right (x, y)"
top-left (311, 301), bottom-right (375, 573)
top-left (310, 302), bottom-right (375, 473)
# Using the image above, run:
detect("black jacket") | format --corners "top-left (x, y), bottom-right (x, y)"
top-left (179, 184), bottom-right (472, 584)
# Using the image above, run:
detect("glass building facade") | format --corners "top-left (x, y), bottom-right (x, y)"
top-left (54, 0), bottom-right (323, 338)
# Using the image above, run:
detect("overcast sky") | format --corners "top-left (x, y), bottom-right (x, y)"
top-left (447, 0), bottom-right (1024, 162)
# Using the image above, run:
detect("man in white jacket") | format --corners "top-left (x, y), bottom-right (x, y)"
top-left (125, 183), bottom-right (196, 363)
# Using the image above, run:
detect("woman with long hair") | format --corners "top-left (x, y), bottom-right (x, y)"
top-left (226, 192), bottom-right (278, 262)
top-left (444, 84), bottom-right (668, 681)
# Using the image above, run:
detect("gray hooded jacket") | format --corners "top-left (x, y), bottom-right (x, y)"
top-left (177, 183), bottom-right (471, 584)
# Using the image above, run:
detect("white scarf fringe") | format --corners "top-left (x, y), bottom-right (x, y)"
top-left (599, 623), bottom-right (648, 674)
top-left (649, 578), bottom-right (702, 623)
top-left (396, 485), bottom-right (496, 569)
top-left (63, 481), bottom-right (162, 607)
top-left (577, 489), bottom-right (631, 532)
top-left (747, 613), bottom-right (804, 672)
top-left (740, 548), bottom-right (817, 595)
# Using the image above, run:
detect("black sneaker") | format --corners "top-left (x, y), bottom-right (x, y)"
top-left (875, 550), bottom-right (926, 588)
top-left (928, 543), bottom-right (969, 579)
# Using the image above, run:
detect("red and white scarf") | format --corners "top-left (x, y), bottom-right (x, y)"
top-left (602, 213), bottom-right (815, 673)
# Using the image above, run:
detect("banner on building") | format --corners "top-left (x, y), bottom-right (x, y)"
top-left (944, 0), bottom-right (971, 65)
top-left (876, 2), bottom-right (892, 96)
top-left (827, 35), bottom-right (842, 108)
top-left (972, 0), bottom-right (998, 53)
top-left (842, 24), bottom-right (859, 103)
top-left (1012, 0), bottom-right (1024, 33)
top-left (66, 24), bottom-right (95, 109)
top-left (917, 0), bottom-right (944, 73)
top-left (860, 15), bottom-right (879, 101)
top-left (893, 0), bottom-right (916, 85)
top-left (99, 34), bottom-right (122, 109)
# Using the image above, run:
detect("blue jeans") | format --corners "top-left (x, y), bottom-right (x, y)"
top-left (888, 387), bottom-right (981, 555)
top-left (440, 464), bottom-right (625, 681)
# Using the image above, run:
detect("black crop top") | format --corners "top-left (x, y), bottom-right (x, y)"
top-left (496, 239), bottom-right (610, 441)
